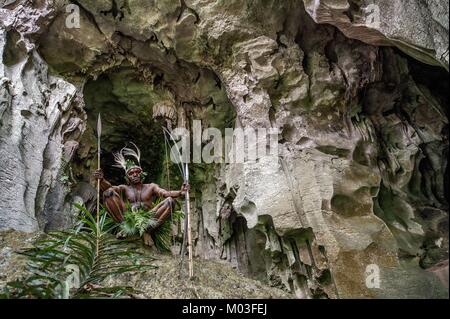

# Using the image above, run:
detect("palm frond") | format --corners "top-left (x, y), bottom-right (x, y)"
top-left (118, 206), bottom-right (158, 237)
top-left (0, 205), bottom-right (157, 299)
top-left (117, 200), bottom-right (184, 251)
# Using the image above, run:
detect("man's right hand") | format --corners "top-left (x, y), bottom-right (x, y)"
top-left (93, 169), bottom-right (104, 180)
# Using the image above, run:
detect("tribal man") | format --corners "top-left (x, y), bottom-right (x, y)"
top-left (92, 143), bottom-right (189, 246)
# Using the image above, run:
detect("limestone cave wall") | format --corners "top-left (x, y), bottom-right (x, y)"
top-left (0, 0), bottom-right (448, 298)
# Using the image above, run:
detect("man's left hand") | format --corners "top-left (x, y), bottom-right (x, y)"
top-left (181, 182), bottom-right (190, 196)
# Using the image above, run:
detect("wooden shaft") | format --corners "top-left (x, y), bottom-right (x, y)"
top-left (186, 188), bottom-right (193, 279)
top-left (96, 142), bottom-right (100, 255)
top-left (185, 163), bottom-right (193, 279)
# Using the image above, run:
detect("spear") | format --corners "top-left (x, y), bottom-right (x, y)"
top-left (184, 162), bottom-right (194, 279)
top-left (162, 127), bottom-right (194, 279)
top-left (96, 114), bottom-right (102, 255)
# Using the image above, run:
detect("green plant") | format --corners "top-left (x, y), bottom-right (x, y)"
top-left (59, 175), bottom-right (70, 183)
top-left (118, 204), bottom-right (158, 237)
top-left (0, 205), bottom-right (157, 299)
top-left (118, 200), bottom-right (184, 252)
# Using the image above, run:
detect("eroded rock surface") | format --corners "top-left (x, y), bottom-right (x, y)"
top-left (0, 1), bottom-right (86, 232)
top-left (0, 0), bottom-right (448, 298)
top-left (302, 0), bottom-right (449, 69)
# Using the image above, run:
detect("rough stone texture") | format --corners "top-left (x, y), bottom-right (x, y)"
top-left (103, 249), bottom-right (293, 299)
top-left (0, 230), bottom-right (40, 288)
top-left (0, 0), bottom-right (448, 298)
top-left (0, 1), bottom-right (86, 232)
top-left (302, 0), bottom-right (449, 69)
top-left (0, 230), bottom-right (292, 298)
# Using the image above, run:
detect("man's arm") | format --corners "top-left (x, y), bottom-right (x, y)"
top-left (151, 183), bottom-right (189, 199)
top-left (93, 169), bottom-right (123, 194)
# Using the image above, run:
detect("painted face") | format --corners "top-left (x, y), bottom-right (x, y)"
top-left (127, 167), bottom-right (143, 184)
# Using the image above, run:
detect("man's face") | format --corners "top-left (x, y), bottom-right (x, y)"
top-left (127, 168), bottom-right (142, 185)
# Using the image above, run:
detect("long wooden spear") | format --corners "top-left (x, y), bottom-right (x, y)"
top-left (96, 114), bottom-right (102, 256)
top-left (184, 162), bottom-right (194, 279)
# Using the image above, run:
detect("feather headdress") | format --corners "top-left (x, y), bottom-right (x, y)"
top-left (113, 142), bottom-right (142, 173)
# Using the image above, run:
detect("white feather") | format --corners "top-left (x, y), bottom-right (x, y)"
top-left (113, 143), bottom-right (142, 172)
top-left (123, 142), bottom-right (141, 164)
top-left (113, 147), bottom-right (127, 170)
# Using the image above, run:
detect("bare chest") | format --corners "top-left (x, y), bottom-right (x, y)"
top-left (123, 185), bottom-right (154, 204)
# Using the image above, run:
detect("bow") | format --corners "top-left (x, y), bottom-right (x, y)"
top-left (162, 127), bottom-right (194, 279)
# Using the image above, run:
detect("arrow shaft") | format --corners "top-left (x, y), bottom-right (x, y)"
top-left (163, 127), bottom-right (194, 279)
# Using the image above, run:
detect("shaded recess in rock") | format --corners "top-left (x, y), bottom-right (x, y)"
top-left (370, 50), bottom-right (449, 271)
top-left (79, 66), bottom-right (166, 185)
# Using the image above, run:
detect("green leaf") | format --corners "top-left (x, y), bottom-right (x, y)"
top-left (0, 205), bottom-right (158, 299)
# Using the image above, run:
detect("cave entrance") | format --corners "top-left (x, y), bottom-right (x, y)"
top-left (80, 66), bottom-right (169, 186)
top-left (70, 62), bottom-right (236, 202)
